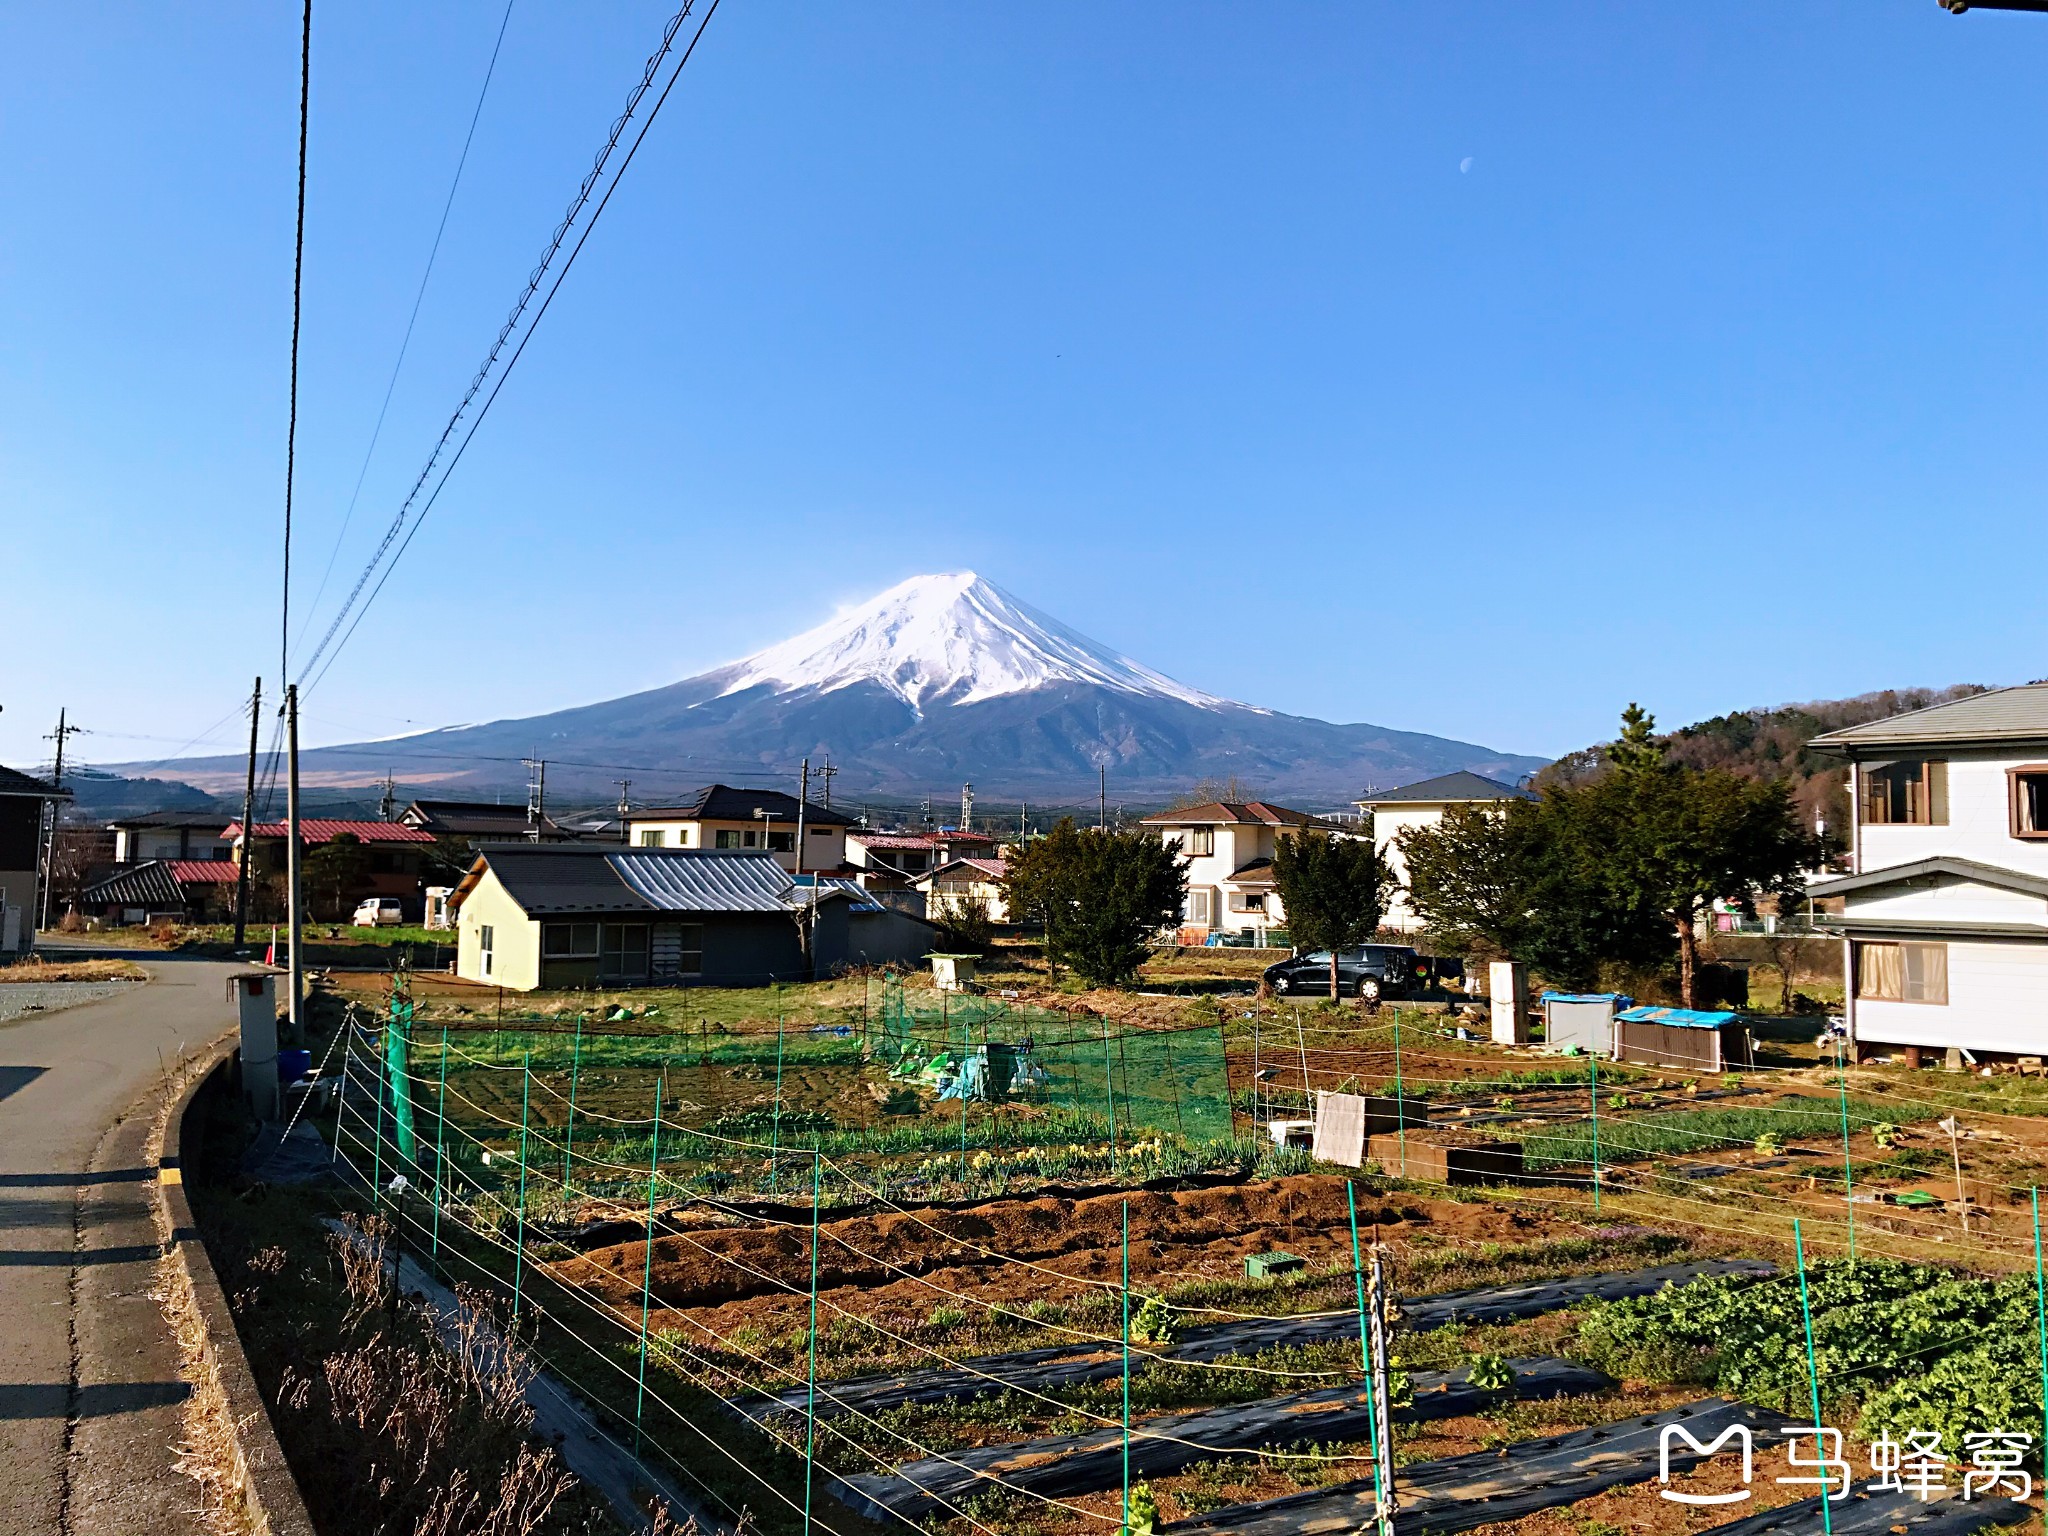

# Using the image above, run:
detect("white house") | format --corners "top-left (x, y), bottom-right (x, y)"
top-left (917, 856), bottom-right (1010, 923)
top-left (1355, 771), bottom-right (1535, 933)
top-left (110, 810), bottom-right (234, 865)
top-left (1807, 685), bottom-right (2048, 1064)
top-left (1140, 800), bottom-right (1338, 946)
top-left (622, 785), bottom-right (852, 874)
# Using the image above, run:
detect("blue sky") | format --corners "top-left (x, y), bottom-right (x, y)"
top-left (3, 1), bottom-right (2045, 775)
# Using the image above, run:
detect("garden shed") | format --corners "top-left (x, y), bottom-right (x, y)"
top-left (1539, 993), bottom-right (1632, 1056)
top-left (1613, 1005), bottom-right (1753, 1074)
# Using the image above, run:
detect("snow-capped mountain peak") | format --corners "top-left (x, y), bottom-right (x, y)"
top-left (711, 572), bottom-right (1227, 714)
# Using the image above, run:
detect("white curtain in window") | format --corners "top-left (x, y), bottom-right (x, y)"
top-left (1858, 942), bottom-right (1904, 1001)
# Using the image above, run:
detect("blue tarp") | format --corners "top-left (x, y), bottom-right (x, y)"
top-left (1616, 1005), bottom-right (1738, 1029)
top-left (1538, 992), bottom-right (1635, 1007)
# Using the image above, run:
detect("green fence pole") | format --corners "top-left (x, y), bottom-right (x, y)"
top-left (371, 1018), bottom-right (388, 1200)
top-left (805, 1150), bottom-right (822, 1536)
top-left (1120, 1198), bottom-right (1132, 1536)
top-left (1837, 1056), bottom-right (1856, 1264)
top-left (2033, 1188), bottom-right (2047, 1510)
top-left (1588, 1053), bottom-right (1602, 1211)
top-left (1792, 1219), bottom-right (1834, 1534)
top-left (564, 1015), bottom-right (584, 1191)
top-left (431, 1024), bottom-right (449, 1267)
top-left (770, 1014), bottom-right (786, 1193)
top-left (513, 1050), bottom-right (531, 1321)
top-left (635, 1076), bottom-right (663, 1454)
top-left (1346, 1182), bottom-right (1389, 1535)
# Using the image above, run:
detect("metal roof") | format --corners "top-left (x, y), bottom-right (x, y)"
top-left (1807, 855), bottom-right (2048, 903)
top-left (109, 809), bottom-right (233, 830)
top-left (1356, 771), bottom-right (1534, 806)
top-left (82, 862), bottom-right (185, 907)
top-left (227, 819), bottom-right (437, 845)
top-left (625, 783), bottom-right (856, 828)
top-left (167, 860), bottom-right (239, 883)
top-left (1140, 800), bottom-right (1329, 828)
top-left (1808, 683), bottom-right (2048, 751)
top-left (609, 850), bottom-right (803, 912)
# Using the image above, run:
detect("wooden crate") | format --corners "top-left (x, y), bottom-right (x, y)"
top-left (1368, 1131), bottom-right (1524, 1187)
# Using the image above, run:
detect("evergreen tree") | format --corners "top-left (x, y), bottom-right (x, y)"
top-left (1000, 819), bottom-right (1186, 987)
top-left (1271, 830), bottom-right (1394, 999)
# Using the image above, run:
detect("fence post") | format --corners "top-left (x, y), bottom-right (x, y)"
top-left (564, 1015), bottom-right (584, 1191)
top-left (1346, 1182), bottom-right (1389, 1536)
top-left (432, 1024), bottom-right (449, 1267)
top-left (1837, 1057), bottom-right (1855, 1263)
top-left (771, 1014), bottom-right (786, 1193)
top-left (1791, 1219), bottom-right (1833, 1535)
top-left (2033, 1187), bottom-right (2047, 1508)
top-left (1588, 1053), bottom-right (1601, 1211)
top-left (1251, 1014), bottom-right (1262, 1135)
top-left (1293, 1007), bottom-right (1311, 1117)
top-left (513, 1050), bottom-right (531, 1321)
top-left (372, 1016), bottom-right (388, 1200)
top-left (635, 1076), bottom-right (664, 1453)
top-left (805, 1150), bottom-right (822, 1536)
top-left (333, 1020), bottom-right (354, 1165)
top-left (1391, 1009), bottom-right (1406, 1165)
top-left (1120, 1199), bottom-right (1131, 1536)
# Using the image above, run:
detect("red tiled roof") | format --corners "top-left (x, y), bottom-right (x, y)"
top-left (225, 819), bottom-right (437, 845)
top-left (168, 861), bottom-right (240, 883)
top-left (852, 834), bottom-right (941, 851)
top-left (933, 829), bottom-right (997, 844)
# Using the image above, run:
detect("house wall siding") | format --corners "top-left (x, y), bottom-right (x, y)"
top-left (1855, 938), bottom-right (2048, 1055)
top-left (454, 870), bottom-right (542, 990)
top-left (1860, 751), bottom-right (2048, 879)
top-left (1853, 878), bottom-right (2048, 929)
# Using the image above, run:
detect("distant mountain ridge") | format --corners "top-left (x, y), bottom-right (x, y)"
top-left (115, 573), bottom-right (1547, 804)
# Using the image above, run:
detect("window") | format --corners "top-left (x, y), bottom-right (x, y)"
top-left (599, 923), bottom-right (649, 980)
top-left (766, 830), bottom-right (795, 853)
top-left (675, 923), bottom-right (703, 977)
top-left (542, 922), bottom-right (601, 958)
top-left (1179, 828), bottom-right (1215, 858)
top-left (809, 825), bottom-right (833, 837)
top-left (1856, 941), bottom-right (1948, 1004)
top-left (675, 827), bottom-right (692, 847)
top-left (1860, 760), bottom-right (1947, 825)
top-left (2010, 766), bottom-right (2048, 839)
top-left (639, 830), bottom-right (665, 848)
top-left (479, 924), bottom-right (494, 978)
top-left (715, 829), bottom-right (744, 849)
top-left (1229, 890), bottom-right (1267, 913)
top-left (1186, 889), bottom-right (1212, 924)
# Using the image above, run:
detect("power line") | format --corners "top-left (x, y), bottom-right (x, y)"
top-left (281, 0), bottom-right (312, 696)
top-left (296, 0), bottom-right (519, 660)
top-left (296, 0), bottom-right (722, 696)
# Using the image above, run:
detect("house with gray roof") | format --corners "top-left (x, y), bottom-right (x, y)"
top-left (448, 845), bottom-right (939, 990)
top-left (1356, 771), bottom-right (1535, 934)
top-left (0, 764), bottom-right (70, 956)
top-left (1808, 683), bottom-right (2048, 1064)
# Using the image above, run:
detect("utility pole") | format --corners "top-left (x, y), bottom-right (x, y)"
top-left (285, 684), bottom-right (305, 1041)
top-left (818, 756), bottom-right (837, 810)
top-left (796, 759), bottom-right (810, 878)
top-left (523, 756), bottom-right (546, 841)
top-left (1019, 802), bottom-right (1027, 843)
top-left (377, 772), bottom-right (397, 821)
top-left (614, 780), bottom-right (632, 844)
top-left (1099, 763), bottom-right (1108, 830)
top-left (960, 782), bottom-right (973, 833)
top-left (233, 678), bottom-right (262, 952)
top-left (38, 709), bottom-right (80, 932)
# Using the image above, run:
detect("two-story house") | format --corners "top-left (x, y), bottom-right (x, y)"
top-left (1355, 772), bottom-right (1537, 933)
top-left (1808, 685), bottom-right (2048, 1064)
top-left (109, 809), bottom-right (235, 864)
top-left (622, 785), bottom-right (853, 874)
top-left (1140, 800), bottom-right (1339, 945)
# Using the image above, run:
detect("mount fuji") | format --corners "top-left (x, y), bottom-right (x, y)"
top-left (153, 574), bottom-right (1544, 805)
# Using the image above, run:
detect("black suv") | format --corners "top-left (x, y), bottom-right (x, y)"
top-left (1263, 945), bottom-right (1424, 1002)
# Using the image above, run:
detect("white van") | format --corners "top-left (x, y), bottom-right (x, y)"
top-left (352, 897), bottom-right (405, 927)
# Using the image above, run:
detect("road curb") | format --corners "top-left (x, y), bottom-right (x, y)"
top-left (159, 1047), bottom-right (320, 1536)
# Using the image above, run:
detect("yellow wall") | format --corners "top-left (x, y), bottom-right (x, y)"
top-left (454, 868), bottom-right (542, 990)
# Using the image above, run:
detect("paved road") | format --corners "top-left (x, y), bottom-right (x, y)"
top-left (0, 947), bottom-right (243, 1536)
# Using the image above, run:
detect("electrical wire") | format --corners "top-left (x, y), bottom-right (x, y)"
top-left (297, 0), bottom-right (722, 696)
top-left (297, 0), bottom-right (519, 659)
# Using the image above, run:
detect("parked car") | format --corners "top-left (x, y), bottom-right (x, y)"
top-left (1264, 944), bottom-right (1423, 1001)
top-left (352, 897), bottom-right (405, 927)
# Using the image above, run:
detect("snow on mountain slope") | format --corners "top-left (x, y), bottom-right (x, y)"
top-left (712, 572), bottom-right (1229, 714)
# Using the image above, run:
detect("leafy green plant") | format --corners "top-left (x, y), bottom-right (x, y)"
top-left (1467, 1352), bottom-right (1517, 1393)
top-left (927, 1305), bottom-right (968, 1334)
top-left (1871, 1121), bottom-right (1898, 1149)
top-left (1385, 1355), bottom-right (1414, 1408)
top-left (1123, 1480), bottom-right (1160, 1535)
top-left (1753, 1131), bottom-right (1782, 1156)
top-left (1133, 1294), bottom-right (1177, 1346)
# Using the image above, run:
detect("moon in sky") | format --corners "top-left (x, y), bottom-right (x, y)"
top-left (1460, 156), bottom-right (1474, 173)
